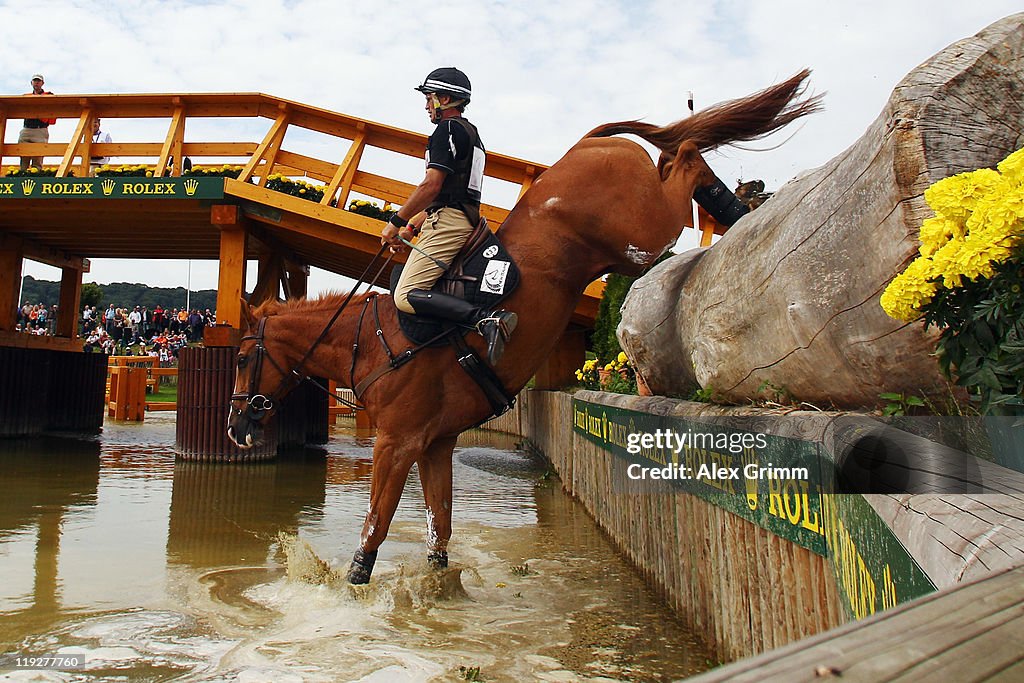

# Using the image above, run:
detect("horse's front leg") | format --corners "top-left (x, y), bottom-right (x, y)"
top-left (347, 432), bottom-right (420, 584)
top-left (418, 436), bottom-right (456, 569)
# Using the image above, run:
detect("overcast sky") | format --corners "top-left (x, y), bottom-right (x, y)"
top-left (4, 1), bottom-right (1020, 298)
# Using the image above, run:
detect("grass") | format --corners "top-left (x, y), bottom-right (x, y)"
top-left (148, 381), bottom-right (178, 403)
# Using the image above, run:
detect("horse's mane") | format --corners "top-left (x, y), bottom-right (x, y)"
top-left (585, 69), bottom-right (823, 156)
top-left (251, 291), bottom-right (355, 318)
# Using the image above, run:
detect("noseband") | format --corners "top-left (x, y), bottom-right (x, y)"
top-left (230, 317), bottom-right (299, 423)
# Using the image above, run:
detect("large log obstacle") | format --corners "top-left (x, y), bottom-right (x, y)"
top-left (619, 13), bottom-right (1024, 408)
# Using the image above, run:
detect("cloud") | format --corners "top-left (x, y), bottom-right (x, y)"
top-left (4, 1), bottom-right (1021, 291)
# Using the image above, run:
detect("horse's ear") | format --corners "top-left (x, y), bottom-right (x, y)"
top-left (240, 298), bottom-right (257, 330)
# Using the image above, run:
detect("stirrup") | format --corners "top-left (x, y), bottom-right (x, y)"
top-left (475, 312), bottom-right (516, 341)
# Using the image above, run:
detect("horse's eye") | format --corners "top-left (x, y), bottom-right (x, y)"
top-left (236, 355), bottom-right (248, 368)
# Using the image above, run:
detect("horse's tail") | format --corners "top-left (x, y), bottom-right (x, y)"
top-left (585, 69), bottom-right (822, 154)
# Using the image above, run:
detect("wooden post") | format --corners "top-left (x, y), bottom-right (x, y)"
top-left (56, 265), bottom-right (82, 339)
top-left (0, 235), bottom-right (24, 332)
top-left (532, 326), bottom-right (587, 390)
top-left (208, 204), bottom-right (246, 347)
top-left (249, 248), bottom-right (282, 306)
top-left (57, 108), bottom-right (91, 178)
top-left (284, 259), bottom-right (308, 300)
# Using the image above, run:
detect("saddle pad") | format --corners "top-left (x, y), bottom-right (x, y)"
top-left (391, 230), bottom-right (520, 346)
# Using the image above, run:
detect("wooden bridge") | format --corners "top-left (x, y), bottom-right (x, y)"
top-left (0, 94), bottom-right (609, 334)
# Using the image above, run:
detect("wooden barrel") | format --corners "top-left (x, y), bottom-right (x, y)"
top-left (175, 347), bottom-right (329, 461)
top-left (176, 346), bottom-right (276, 462)
top-left (0, 347), bottom-right (105, 437)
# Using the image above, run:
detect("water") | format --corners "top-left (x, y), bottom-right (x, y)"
top-left (0, 414), bottom-right (710, 681)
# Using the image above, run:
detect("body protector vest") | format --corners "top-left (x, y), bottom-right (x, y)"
top-left (427, 117), bottom-right (486, 226)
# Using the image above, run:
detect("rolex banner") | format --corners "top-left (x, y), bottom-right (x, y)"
top-left (0, 177), bottom-right (224, 200)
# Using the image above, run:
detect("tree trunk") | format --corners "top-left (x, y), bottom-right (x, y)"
top-left (619, 13), bottom-right (1024, 408)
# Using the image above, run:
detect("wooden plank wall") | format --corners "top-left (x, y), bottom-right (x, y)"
top-left (485, 390), bottom-right (847, 663)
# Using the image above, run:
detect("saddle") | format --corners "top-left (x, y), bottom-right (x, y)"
top-left (390, 217), bottom-right (521, 346)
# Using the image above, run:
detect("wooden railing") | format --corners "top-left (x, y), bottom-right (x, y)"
top-left (105, 355), bottom-right (177, 419)
top-left (0, 92), bottom-right (545, 228)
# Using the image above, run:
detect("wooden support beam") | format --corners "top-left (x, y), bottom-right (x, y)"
top-left (210, 205), bottom-right (246, 346)
top-left (154, 104), bottom-right (186, 178)
top-left (238, 106), bottom-right (289, 185)
top-left (0, 231), bottom-right (88, 271)
top-left (56, 265), bottom-right (82, 338)
top-left (249, 249), bottom-right (283, 306)
top-left (57, 107), bottom-right (92, 178)
top-left (698, 206), bottom-right (722, 246)
top-left (0, 111), bottom-right (8, 169)
top-left (517, 165), bottom-right (537, 200)
top-left (284, 259), bottom-right (309, 300)
top-left (0, 235), bottom-right (24, 332)
top-left (321, 123), bottom-right (366, 207)
top-left (532, 326), bottom-right (587, 390)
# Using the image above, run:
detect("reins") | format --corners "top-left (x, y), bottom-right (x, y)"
top-left (232, 244), bottom-right (393, 421)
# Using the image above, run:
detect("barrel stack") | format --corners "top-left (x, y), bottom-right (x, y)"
top-left (175, 346), bottom-right (328, 462)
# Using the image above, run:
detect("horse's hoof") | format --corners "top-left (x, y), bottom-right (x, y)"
top-left (347, 548), bottom-right (377, 585)
top-left (427, 551), bottom-right (448, 569)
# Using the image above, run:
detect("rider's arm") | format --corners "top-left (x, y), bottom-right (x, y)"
top-left (381, 168), bottom-right (445, 245)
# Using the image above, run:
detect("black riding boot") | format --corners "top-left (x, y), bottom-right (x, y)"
top-left (406, 289), bottom-right (518, 365)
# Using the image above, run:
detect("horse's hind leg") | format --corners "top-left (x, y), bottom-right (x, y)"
top-left (418, 436), bottom-right (456, 569)
top-left (347, 432), bottom-right (419, 584)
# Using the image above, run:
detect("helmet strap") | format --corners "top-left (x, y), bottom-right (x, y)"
top-left (428, 93), bottom-right (466, 124)
top-left (428, 93), bottom-right (443, 124)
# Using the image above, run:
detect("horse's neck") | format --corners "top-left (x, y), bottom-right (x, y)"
top-left (273, 303), bottom-right (361, 384)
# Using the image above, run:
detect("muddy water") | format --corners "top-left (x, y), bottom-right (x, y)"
top-left (0, 414), bottom-right (711, 682)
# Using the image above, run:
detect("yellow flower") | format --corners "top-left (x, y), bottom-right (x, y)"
top-left (883, 146), bottom-right (1024, 322)
top-left (998, 148), bottom-right (1024, 182)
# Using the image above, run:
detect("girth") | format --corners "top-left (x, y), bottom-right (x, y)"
top-left (353, 294), bottom-right (515, 421)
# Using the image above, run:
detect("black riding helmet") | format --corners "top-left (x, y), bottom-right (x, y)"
top-left (415, 67), bottom-right (472, 102)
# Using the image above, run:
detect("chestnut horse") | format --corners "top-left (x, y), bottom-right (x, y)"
top-left (227, 70), bottom-right (821, 583)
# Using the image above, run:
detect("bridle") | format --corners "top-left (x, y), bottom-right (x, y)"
top-left (230, 245), bottom-right (393, 425)
top-left (230, 317), bottom-right (296, 424)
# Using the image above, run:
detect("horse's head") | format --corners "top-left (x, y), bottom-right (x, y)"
top-left (226, 302), bottom-right (296, 449)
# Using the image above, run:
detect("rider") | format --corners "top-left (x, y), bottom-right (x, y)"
top-left (381, 67), bottom-right (517, 366)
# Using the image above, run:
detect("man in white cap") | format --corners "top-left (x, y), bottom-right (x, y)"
top-left (19, 74), bottom-right (56, 171)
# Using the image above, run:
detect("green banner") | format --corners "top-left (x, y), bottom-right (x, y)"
top-left (0, 176), bottom-right (224, 200)
top-left (573, 399), bottom-right (826, 555)
top-left (571, 397), bottom-right (936, 617)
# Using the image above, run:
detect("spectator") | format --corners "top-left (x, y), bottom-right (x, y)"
top-left (19, 74), bottom-right (56, 171)
top-left (89, 117), bottom-right (113, 174)
top-left (82, 304), bottom-right (94, 335)
top-left (128, 305), bottom-right (143, 343)
top-left (152, 305), bottom-right (166, 333)
top-left (187, 309), bottom-right (204, 342)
